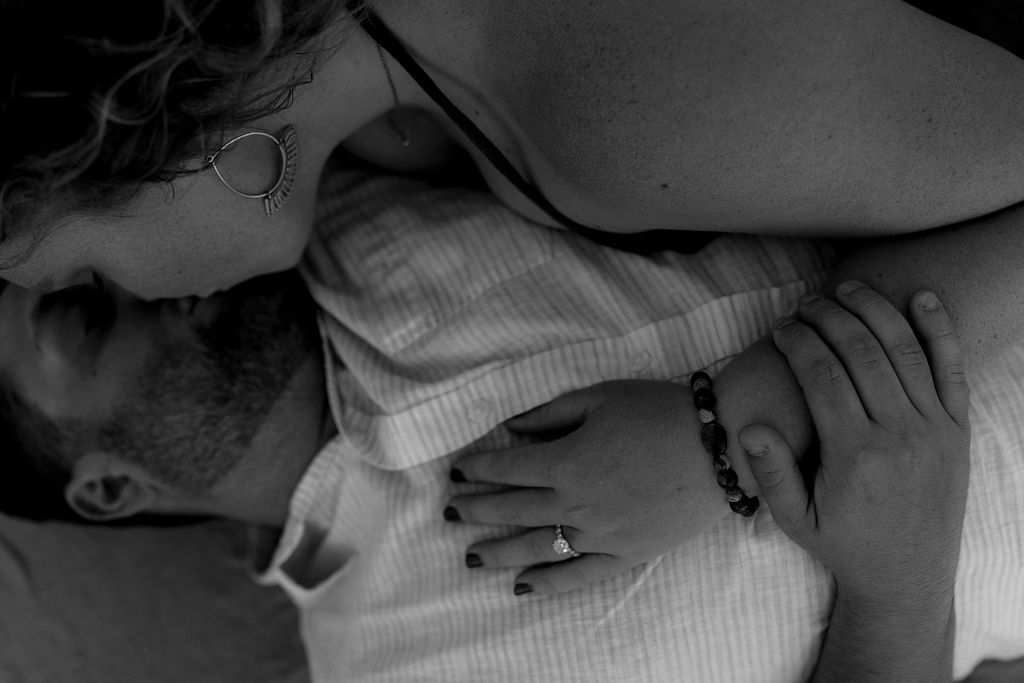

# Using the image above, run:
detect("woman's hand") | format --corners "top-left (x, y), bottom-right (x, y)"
top-left (446, 379), bottom-right (732, 595)
top-left (742, 283), bottom-right (970, 681)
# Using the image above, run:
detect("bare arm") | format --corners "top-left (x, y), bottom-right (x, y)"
top-left (810, 589), bottom-right (955, 682)
top-left (715, 205), bottom-right (1024, 681)
top-left (736, 285), bottom-right (968, 683)
top-left (503, 0), bottom-right (1024, 235)
top-left (722, 201), bottom-right (1024, 497)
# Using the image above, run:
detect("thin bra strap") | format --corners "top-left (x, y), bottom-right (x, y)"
top-left (346, 2), bottom-right (717, 255)
top-left (347, 1), bottom-right (593, 234)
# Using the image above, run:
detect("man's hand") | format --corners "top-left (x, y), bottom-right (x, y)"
top-left (744, 283), bottom-right (970, 600)
top-left (743, 282), bottom-right (970, 682)
top-left (446, 380), bottom-right (731, 595)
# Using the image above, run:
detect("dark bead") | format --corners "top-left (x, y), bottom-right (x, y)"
top-left (693, 388), bottom-right (717, 410)
top-left (716, 469), bottom-right (739, 488)
top-left (690, 371), bottom-right (712, 392)
top-left (730, 496), bottom-right (760, 517)
top-left (724, 486), bottom-right (744, 503)
top-left (701, 423), bottom-right (728, 455)
top-left (711, 454), bottom-right (731, 472)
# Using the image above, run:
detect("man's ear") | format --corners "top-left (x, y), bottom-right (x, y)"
top-left (64, 452), bottom-right (167, 522)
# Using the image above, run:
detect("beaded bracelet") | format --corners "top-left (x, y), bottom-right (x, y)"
top-left (689, 371), bottom-right (759, 517)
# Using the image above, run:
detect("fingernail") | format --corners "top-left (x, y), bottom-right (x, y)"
top-left (919, 292), bottom-right (939, 311)
top-left (449, 468), bottom-right (466, 483)
top-left (465, 553), bottom-right (483, 568)
top-left (798, 291), bottom-right (823, 305)
top-left (774, 316), bottom-right (797, 329)
top-left (443, 506), bottom-right (461, 522)
top-left (837, 280), bottom-right (866, 295)
top-left (740, 443), bottom-right (769, 457)
top-left (514, 583), bottom-right (533, 596)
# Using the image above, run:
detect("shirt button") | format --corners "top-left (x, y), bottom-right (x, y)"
top-left (628, 350), bottom-right (652, 374)
top-left (466, 399), bottom-right (493, 423)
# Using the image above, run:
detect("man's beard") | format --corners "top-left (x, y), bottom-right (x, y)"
top-left (97, 271), bottom-right (320, 492)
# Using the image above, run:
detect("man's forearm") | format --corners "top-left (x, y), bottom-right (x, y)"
top-left (811, 589), bottom-right (956, 683)
top-left (825, 201), bottom-right (1024, 372)
top-left (720, 200), bottom-right (1024, 480)
top-left (706, 203), bottom-right (1024, 677)
top-left (714, 334), bottom-right (958, 681)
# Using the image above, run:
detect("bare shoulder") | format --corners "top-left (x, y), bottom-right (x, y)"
top-left (473, 0), bottom-right (1024, 234)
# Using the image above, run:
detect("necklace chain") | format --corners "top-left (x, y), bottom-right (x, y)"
top-left (376, 44), bottom-right (411, 148)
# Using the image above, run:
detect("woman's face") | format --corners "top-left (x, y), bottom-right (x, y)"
top-left (0, 126), bottom-right (319, 300)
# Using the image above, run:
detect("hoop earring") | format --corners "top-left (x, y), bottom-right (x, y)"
top-left (204, 126), bottom-right (299, 215)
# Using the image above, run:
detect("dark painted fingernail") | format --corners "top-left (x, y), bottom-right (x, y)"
top-left (443, 506), bottom-right (461, 522)
top-left (514, 583), bottom-right (533, 596)
top-left (465, 553), bottom-right (483, 568)
top-left (449, 468), bottom-right (466, 483)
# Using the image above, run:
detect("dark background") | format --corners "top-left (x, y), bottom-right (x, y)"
top-left (908, 0), bottom-right (1024, 58)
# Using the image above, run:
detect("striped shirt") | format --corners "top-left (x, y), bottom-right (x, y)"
top-left (259, 166), bottom-right (1024, 681)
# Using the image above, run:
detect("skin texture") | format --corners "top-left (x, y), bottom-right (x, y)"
top-left (449, 379), bottom-right (724, 584)
top-left (394, 0), bottom-right (1024, 233)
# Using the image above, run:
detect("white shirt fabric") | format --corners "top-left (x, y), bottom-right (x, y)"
top-left (259, 166), bottom-right (1024, 681)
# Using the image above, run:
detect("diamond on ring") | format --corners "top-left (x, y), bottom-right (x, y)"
top-left (552, 524), bottom-right (581, 558)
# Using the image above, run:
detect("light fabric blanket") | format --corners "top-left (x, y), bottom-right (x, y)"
top-left (258, 166), bottom-right (1024, 681)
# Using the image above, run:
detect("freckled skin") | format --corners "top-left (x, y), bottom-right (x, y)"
top-left (444, 0), bottom-right (1024, 235)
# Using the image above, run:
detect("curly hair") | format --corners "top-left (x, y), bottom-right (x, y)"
top-left (0, 0), bottom-right (356, 257)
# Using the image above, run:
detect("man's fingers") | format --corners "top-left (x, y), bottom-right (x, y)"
top-left (771, 315), bottom-right (869, 444)
top-left (465, 525), bottom-right (587, 570)
top-left (908, 291), bottom-right (970, 428)
top-left (833, 281), bottom-right (936, 417)
top-left (513, 554), bottom-right (636, 596)
top-left (795, 290), bottom-right (907, 423)
top-left (738, 423), bottom-right (810, 540)
top-left (446, 488), bottom-right (558, 528)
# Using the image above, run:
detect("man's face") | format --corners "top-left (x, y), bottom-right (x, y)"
top-left (0, 270), bottom-right (319, 490)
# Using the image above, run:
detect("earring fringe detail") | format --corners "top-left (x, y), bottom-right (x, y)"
top-left (264, 126), bottom-right (299, 215)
